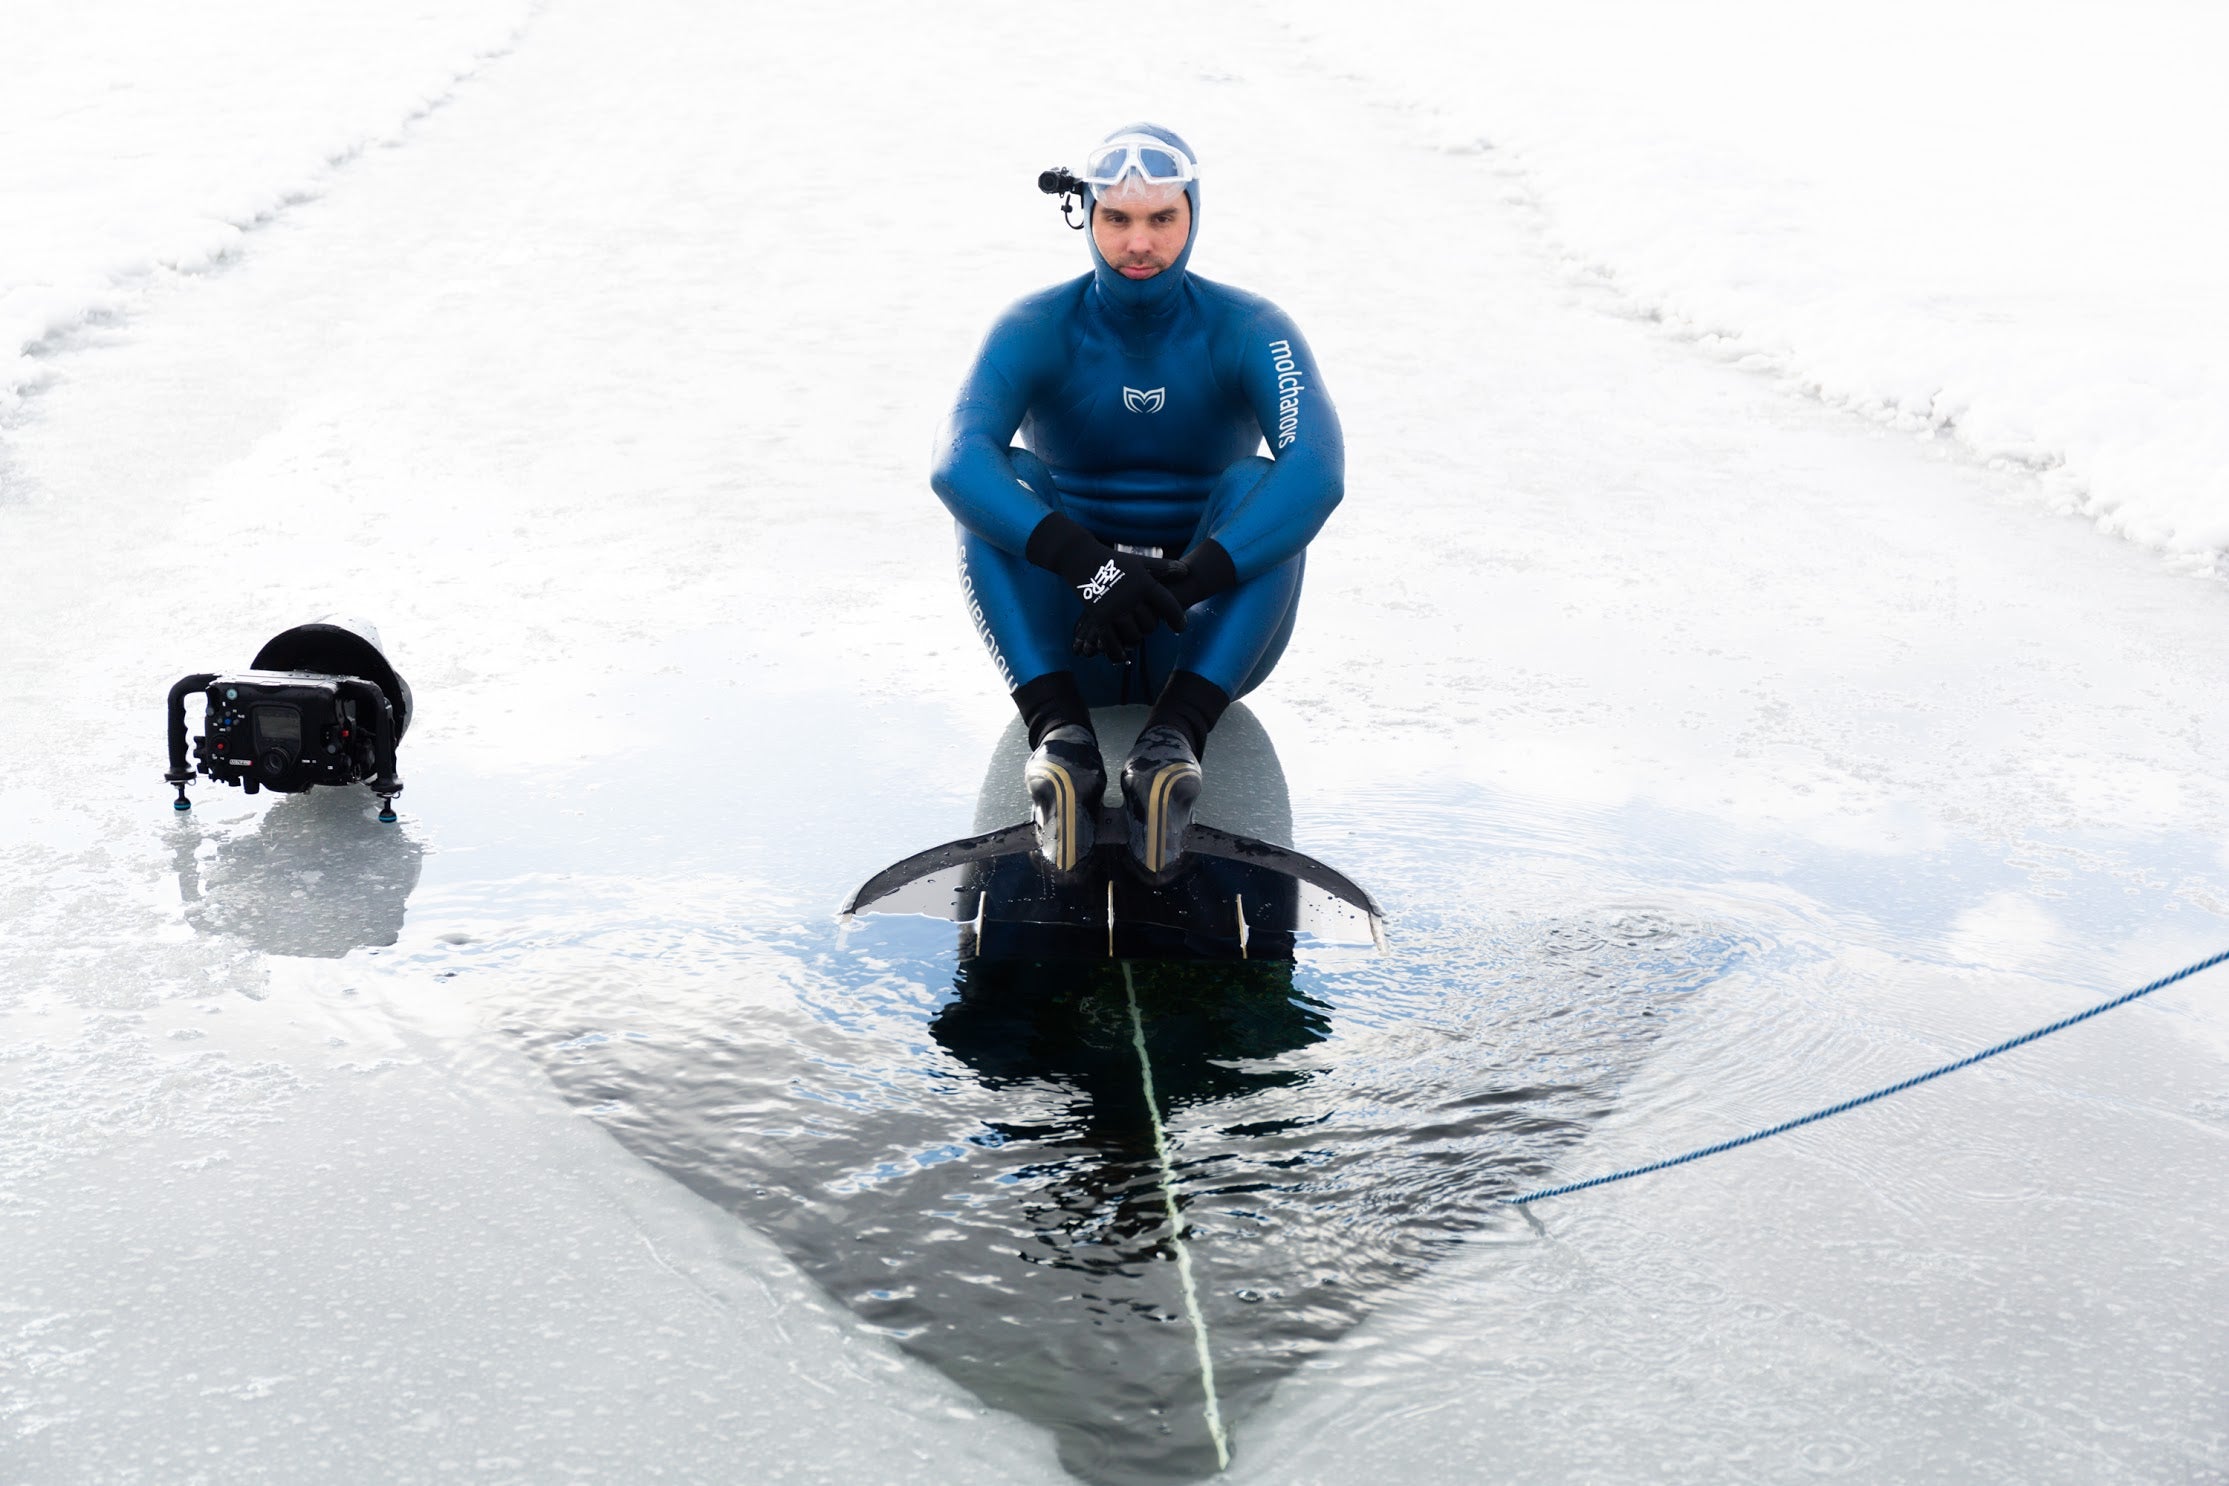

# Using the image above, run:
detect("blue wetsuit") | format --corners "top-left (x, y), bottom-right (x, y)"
top-left (930, 127), bottom-right (1345, 707)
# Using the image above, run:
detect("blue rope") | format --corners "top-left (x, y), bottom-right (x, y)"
top-left (1504, 945), bottom-right (2229, 1207)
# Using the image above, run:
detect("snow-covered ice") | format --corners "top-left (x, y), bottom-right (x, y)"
top-left (1273, 0), bottom-right (2229, 562)
top-left (4, 3), bottom-right (2227, 1482)
top-left (0, 1), bottom-right (533, 417)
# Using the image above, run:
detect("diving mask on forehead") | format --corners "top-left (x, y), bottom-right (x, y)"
top-left (1078, 135), bottom-right (1198, 189)
top-left (1037, 133), bottom-right (1198, 231)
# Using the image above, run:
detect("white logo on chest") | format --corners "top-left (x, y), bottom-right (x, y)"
top-left (1122, 386), bottom-right (1166, 414)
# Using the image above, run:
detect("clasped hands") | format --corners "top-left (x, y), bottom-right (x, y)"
top-left (1027, 512), bottom-right (1224, 665)
top-left (1070, 552), bottom-right (1195, 662)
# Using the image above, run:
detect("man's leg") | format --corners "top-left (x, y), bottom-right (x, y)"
top-left (1133, 457), bottom-right (1303, 742)
top-left (1150, 555), bottom-right (1303, 736)
top-left (954, 450), bottom-right (1126, 871)
top-left (1125, 457), bottom-right (1307, 875)
top-left (955, 451), bottom-right (1149, 712)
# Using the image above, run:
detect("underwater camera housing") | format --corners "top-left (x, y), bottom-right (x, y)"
top-left (164, 618), bottom-right (412, 823)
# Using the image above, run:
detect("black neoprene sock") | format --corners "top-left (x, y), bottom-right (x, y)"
top-left (1012, 670), bottom-right (1093, 750)
top-left (1143, 670), bottom-right (1230, 759)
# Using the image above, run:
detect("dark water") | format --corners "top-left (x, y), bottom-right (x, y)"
top-left (500, 929), bottom-right (1749, 1483)
top-left (464, 709), bottom-right (1763, 1483)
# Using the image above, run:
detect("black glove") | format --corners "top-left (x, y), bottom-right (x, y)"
top-left (1156, 539), bottom-right (1237, 612)
top-left (1069, 538), bottom-right (1243, 661)
top-left (1027, 513), bottom-right (1186, 662)
top-left (1073, 555), bottom-right (1191, 661)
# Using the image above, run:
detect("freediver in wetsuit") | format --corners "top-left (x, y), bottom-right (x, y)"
top-left (931, 123), bottom-right (1345, 881)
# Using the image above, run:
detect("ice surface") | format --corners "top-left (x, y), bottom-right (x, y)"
top-left (3, 1), bottom-right (2227, 1482)
top-left (1267, 0), bottom-right (2229, 564)
top-left (5, 991), bottom-right (1059, 1481)
top-left (0, 1), bottom-right (533, 417)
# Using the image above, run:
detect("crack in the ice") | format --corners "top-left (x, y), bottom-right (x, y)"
top-left (1, 1), bottom-right (549, 419)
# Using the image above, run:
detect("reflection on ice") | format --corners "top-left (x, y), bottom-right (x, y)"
top-left (170, 787), bottom-right (423, 959)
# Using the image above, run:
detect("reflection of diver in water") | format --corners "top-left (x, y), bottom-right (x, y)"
top-left (171, 788), bottom-right (423, 958)
top-left (515, 711), bottom-right (1725, 1485)
top-left (920, 953), bottom-right (1329, 1483)
top-left (821, 715), bottom-right (1691, 1481)
top-left (866, 702), bottom-right (1330, 1479)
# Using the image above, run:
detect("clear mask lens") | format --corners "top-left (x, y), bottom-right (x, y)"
top-left (1080, 139), bottom-right (1195, 188)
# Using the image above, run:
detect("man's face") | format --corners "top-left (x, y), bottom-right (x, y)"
top-left (1092, 188), bottom-right (1191, 281)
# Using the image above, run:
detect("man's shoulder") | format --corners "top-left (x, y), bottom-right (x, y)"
top-left (990, 274), bottom-right (1094, 333)
top-left (1184, 274), bottom-right (1292, 332)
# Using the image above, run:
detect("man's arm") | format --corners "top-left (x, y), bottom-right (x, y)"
top-left (1211, 308), bottom-right (1346, 581)
top-left (929, 296), bottom-right (1068, 556)
top-left (933, 289), bottom-right (1190, 655)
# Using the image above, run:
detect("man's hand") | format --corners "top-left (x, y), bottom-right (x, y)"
top-left (1074, 538), bottom-right (1240, 659)
top-left (1026, 513), bottom-right (1187, 664)
top-left (1074, 556), bottom-right (1189, 661)
top-left (1155, 539), bottom-right (1236, 614)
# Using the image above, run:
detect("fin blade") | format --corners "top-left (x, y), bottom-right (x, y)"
top-left (1181, 823), bottom-right (1385, 926)
top-left (845, 819), bottom-right (1386, 955)
top-left (839, 822), bottom-right (1039, 917)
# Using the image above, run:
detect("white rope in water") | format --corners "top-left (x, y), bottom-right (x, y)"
top-left (1123, 961), bottom-right (1231, 1471)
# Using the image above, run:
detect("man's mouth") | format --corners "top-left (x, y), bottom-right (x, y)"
top-left (1118, 262), bottom-right (1162, 279)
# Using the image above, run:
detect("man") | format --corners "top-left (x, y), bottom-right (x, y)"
top-left (931, 123), bottom-right (1344, 879)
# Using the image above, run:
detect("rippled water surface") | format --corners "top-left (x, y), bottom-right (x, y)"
top-left (479, 893), bottom-right (1759, 1481)
top-left (351, 681), bottom-right (2059, 1483)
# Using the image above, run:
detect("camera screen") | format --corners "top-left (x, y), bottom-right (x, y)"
top-left (251, 705), bottom-right (304, 750)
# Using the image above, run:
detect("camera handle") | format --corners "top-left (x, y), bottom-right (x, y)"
top-left (164, 674), bottom-right (219, 811)
top-left (338, 678), bottom-right (405, 824)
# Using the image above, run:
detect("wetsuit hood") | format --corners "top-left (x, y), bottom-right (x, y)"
top-left (1083, 122), bottom-right (1201, 323)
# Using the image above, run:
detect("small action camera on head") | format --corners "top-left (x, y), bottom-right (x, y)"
top-left (165, 618), bottom-right (412, 823)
